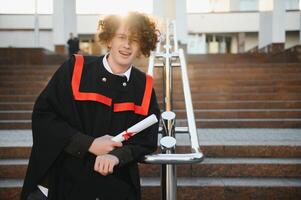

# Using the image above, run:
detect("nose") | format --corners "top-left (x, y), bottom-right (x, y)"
top-left (124, 39), bottom-right (130, 48)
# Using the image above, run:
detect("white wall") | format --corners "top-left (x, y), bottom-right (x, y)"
top-left (286, 11), bottom-right (301, 31)
top-left (258, 11), bottom-right (273, 48)
top-left (0, 14), bottom-right (52, 29)
top-left (0, 31), bottom-right (53, 50)
top-left (188, 12), bottom-right (259, 33)
top-left (0, 11), bottom-right (300, 51)
top-left (77, 15), bottom-right (102, 34)
top-left (187, 11), bottom-right (300, 33)
top-left (1, 12), bottom-right (299, 35)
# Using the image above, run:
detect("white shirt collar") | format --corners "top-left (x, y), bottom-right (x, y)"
top-left (102, 52), bottom-right (132, 81)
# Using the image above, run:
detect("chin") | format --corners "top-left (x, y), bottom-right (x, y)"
top-left (118, 61), bottom-right (131, 68)
top-left (119, 58), bottom-right (133, 66)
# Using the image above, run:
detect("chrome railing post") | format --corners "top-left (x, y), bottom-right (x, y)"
top-left (164, 20), bottom-right (172, 111)
top-left (160, 111), bottom-right (177, 200)
top-left (145, 20), bottom-right (204, 200)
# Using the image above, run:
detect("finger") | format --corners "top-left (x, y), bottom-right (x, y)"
top-left (112, 141), bottom-right (123, 147)
top-left (108, 162), bottom-right (114, 174)
top-left (94, 157), bottom-right (100, 171)
top-left (100, 158), bottom-right (109, 176)
top-left (103, 160), bottom-right (110, 176)
top-left (104, 135), bottom-right (113, 139)
top-left (98, 159), bottom-right (105, 175)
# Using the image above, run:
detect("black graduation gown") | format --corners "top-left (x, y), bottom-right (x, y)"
top-left (21, 55), bottom-right (160, 200)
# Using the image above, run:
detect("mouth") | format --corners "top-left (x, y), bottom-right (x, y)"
top-left (119, 50), bottom-right (132, 58)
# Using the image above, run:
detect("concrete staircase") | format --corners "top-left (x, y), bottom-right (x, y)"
top-left (0, 129), bottom-right (301, 199)
top-left (1, 62), bottom-right (301, 129)
top-left (0, 54), bottom-right (301, 199)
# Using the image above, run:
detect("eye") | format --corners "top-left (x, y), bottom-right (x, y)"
top-left (131, 37), bottom-right (139, 43)
top-left (117, 35), bottom-right (126, 39)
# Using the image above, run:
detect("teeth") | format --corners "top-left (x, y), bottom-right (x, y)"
top-left (120, 51), bottom-right (131, 56)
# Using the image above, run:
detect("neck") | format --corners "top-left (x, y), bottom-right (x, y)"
top-left (107, 54), bottom-right (131, 74)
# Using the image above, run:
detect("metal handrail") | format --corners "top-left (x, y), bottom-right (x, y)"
top-left (144, 20), bottom-right (204, 164)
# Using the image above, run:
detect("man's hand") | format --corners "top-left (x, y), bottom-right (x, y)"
top-left (94, 154), bottom-right (119, 176)
top-left (88, 135), bottom-right (122, 156)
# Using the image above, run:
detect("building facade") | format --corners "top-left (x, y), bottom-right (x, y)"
top-left (0, 0), bottom-right (300, 54)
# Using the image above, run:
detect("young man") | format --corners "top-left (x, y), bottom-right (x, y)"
top-left (21, 12), bottom-right (160, 200)
top-left (67, 32), bottom-right (80, 56)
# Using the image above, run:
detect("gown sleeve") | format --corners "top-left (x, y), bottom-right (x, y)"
top-left (21, 57), bottom-right (90, 199)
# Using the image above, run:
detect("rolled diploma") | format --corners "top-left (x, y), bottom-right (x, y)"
top-left (112, 114), bottom-right (158, 142)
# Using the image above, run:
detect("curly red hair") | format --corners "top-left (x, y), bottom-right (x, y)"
top-left (97, 12), bottom-right (159, 57)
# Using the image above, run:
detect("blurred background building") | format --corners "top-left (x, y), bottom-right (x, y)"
top-left (0, 0), bottom-right (300, 55)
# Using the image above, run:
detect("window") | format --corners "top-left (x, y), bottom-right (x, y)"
top-left (187, 0), bottom-right (230, 13)
top-left (0, 0), bottom-right (152, 15)
top-left (285, 0), bottom-right (299, 10)
top-left (76, 0), bottom-right (153, 14)
top-left (240, 0), bottom-right (258, 11)
top-left (0, 0), bottom-right (53, 14)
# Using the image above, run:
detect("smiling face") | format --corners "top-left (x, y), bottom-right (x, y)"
top-left (107, 22), bottom-right (140, 74)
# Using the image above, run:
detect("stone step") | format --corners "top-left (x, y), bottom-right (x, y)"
top-left (0, 65), bottom-right (58, 69)
top-left (140, 177), bottom-right (301, 200)
top-left (185, 67), bottom-right (301, 73)
top-left (1, 119), bottom-right (301, 129)
top-left (186, 61), bottom-right (300, 67)
top-left (1, 62), bottom-right (299, 68)
top-left (1, 62), bottom-right (299, 71)
top-left (156, 93), bottom-right (301, 101)
top-left (140, 158), bottom-right (301, 178)
top-left (0, 64), bottom-right (300, 72)
top-left (1, 93), bottom-right (301, 102)
top-left (1, 110), bottom-right (301, 120)
top-left (159, 74), bottom-right (301, 81)
top-left (1, 80), bottom-right (301, 93)
top-left (1, 78), bottom-right (301, 90)
top-left (170, 100), bottom-right (301, 110)
top-left (0, 81), bottom-right (47, 88)
top-left (0, 103), bottom-right (34, 111)
top-left (1, 101), bottom-right (301, 112)
top-left (175, 109), bottom-right (301, 119)
top-left (2, 72), bottom-right (301, 82)
top-left (0, 75), bottom-right (50, 81)
top-left (1, 67), bottom-right (301, 76)
top-left (0, 178), bottom-right (300, 200)
top-left (1, 85), bottom-right (301, 95)
top-left (2, 144), bottom-right (301, 159)
top-left (0, 95), bottom-right (37, 102)
top-left (176, 119), bottom-right (301, 128)
top-left (1, 129), bottom-right (300, 159)
top-left (0, 71), bottom-right (56, 76)
top-left (1, 158), bottom-right (300, 179)
top-left (2, 79), bottom-right (301, 89)
top-left (1, 70), bottom-right (300, 79)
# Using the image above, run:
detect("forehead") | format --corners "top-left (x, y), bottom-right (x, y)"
top-left (115, 22), bottom-right (129, 34)
top-left (115, 21), bottom-right (139, 37)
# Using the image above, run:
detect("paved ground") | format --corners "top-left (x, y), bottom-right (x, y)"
top-left (1, 128), bottom-right (300, 147)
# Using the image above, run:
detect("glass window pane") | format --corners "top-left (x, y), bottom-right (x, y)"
top-left (76, 0), bottom-right (153, 14)
top-left (240, 0), bottom-right (258, 11)
top-left (285, 0), bottom-right (299, 10)
top-left (0, 0), bottom-right (52, 14)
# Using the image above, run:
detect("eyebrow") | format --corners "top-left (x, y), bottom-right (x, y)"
top-left (116, 33), bottom-right (127, 36)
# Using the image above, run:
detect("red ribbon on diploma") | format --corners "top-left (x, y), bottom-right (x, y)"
top-left (122, 130), bottom-right (135, 140)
